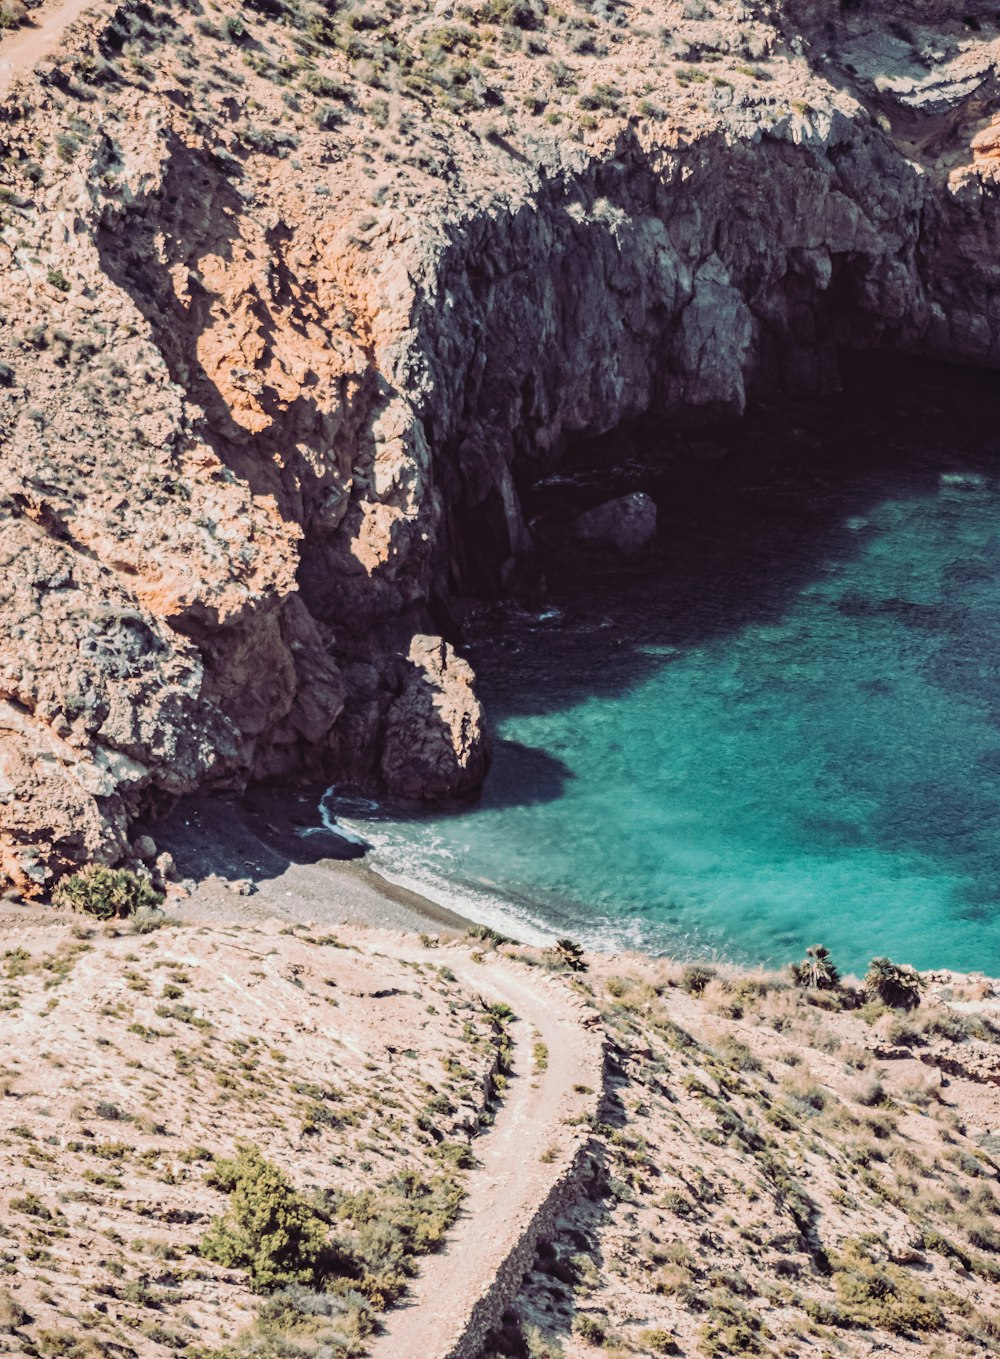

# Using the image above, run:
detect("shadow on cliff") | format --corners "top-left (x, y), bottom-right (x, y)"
top-left (96, 133), bottom-right (319, 508)
top-left (471, 352), bottom-right (1000, 724)
top-left (153, 737), bottom-right (575, 890)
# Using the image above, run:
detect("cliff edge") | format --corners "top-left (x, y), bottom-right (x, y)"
top-left (1, 0), bottom-right (998, 891)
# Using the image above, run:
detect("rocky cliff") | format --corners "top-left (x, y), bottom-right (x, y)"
top-left (1, 0), bottom-right (998, 892)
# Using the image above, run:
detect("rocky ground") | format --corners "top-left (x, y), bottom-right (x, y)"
top-left (1, 0), bottom-right (1000, 891)
top-left (0, 903), bottom-right (571, 1357)
top-left (2, 866), bottom-right (1000, 1359)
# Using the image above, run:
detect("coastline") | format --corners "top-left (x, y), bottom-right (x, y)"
top-left (137, 788), bottom-right (1000, 991)
top-left (153, 785), bottom-right (492, 938)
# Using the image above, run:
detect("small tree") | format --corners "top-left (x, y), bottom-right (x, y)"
top-left (790, 945), bottom-right (840, 991)
top-left (864, 957), bottom-right (924, 1011)
top-left (52, 864), bottom-right (163, 919)
top-left (201, 1144), bottom-right (328, 1293)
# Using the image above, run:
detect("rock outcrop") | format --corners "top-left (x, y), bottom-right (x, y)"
top-left (0, 0), bottom-right (998, 890)
top-left (380, 635), bottom-right (489, 801)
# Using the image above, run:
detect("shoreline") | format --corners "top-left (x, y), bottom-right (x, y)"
top-left (153, 785), bottom-right (493, 938)
top-left (151, 788), bottom-right (1000, 989)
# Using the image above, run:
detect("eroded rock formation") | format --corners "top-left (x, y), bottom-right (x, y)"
top-left (0, 0), bottom-right (998, 890)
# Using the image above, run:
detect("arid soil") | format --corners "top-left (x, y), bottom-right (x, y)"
top-left (0, 897), bottom-right (601, 1358)
top-left (2, 838), bottom-right (1000, 1359)
top-left (496, 954), bottom-right (1000, 1359)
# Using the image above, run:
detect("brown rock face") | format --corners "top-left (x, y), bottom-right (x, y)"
top-left (0, 0), bottom-right (999, 889)
top-left (380, 637), bottom-right (490, 802)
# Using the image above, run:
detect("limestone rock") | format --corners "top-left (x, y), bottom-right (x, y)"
top-left (132, 836), bottom-right (158, 864)
top-left (381, 636), bottom-right (490, 801)
top-left (574, 493), bottom-right (658, 559)
top-left (154, 852), bottom-right (177, 884)
top-left (0, 0), bottom-right (998, 886)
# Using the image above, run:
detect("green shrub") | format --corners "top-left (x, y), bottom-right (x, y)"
top-left (432, 1141), bottom-right (477, 1170)
top-left (255, 1285), bottom-right (375, 1354)
top-left (55, 133), bottom-right (79, 162)
top-left (922, 1009), bottom-right (980, 1042)
top-left (967, 1221), bottom-right (1000, 1252)
top-left (578, 83), bottom-right (622, 113)
top-left (52, 864), bottom-right (163, 919)
top-left (201, 1144), bottom-right (328, 1292)
top-left (574, 1313), bottom-right (606, 1344)
top-left (0, 1288), bottom-right (28, 1332)
top-left (0, 2), bottom-right (27, 33)
top-left (10, 1193), bottom-right (55, 1220)
top-left (637, 1330), bottom-right (679, 1354)
top-left (318, 1168), bottom-right (464, 1307)
top-left (484, 0), bottom-right (545, 30)
top-left (865, 958), bottom-right (924, 1010)
top-left (697, 1290), bottom-right (766, 1356)
top-left (831, 1239), bottom-right (942, 1332)
top-left (300, 70), bottom-right (352, 100)
top-left (466, 922), bottom-right (511, 946)
top-left (368, 96), bottom-right (390, 127)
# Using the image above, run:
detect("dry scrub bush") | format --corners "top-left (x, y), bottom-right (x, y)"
top-left (0, 1), bottom-right (26, 32)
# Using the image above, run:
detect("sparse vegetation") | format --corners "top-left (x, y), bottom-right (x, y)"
top-left (865, 957), bottom-right (924, 1010)
top-left (52, 866), bottom-right (163, 921)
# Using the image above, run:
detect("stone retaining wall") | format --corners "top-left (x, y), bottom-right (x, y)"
top-left (442, 1037), bottom-right (609, 1359)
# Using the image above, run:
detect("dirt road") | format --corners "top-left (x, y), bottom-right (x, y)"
top-left (366, 942), bottom-right (603, 1359)
top-left (0, 0), bottom-right (99, 89)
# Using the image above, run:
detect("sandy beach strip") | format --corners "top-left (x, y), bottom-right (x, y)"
top-left (152, 784), bottom-right (495, 937)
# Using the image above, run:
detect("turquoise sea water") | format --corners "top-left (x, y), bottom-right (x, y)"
top-left (324, 362), bottom-right (1000, 976)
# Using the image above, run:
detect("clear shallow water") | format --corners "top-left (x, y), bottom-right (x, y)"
top-left (324, 367), bottom-right (1000, 976)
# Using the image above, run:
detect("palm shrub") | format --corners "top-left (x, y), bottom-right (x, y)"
top-left (552, 937), bottom-right (587, 971)
top-left (680, 965), bottom-right (715, 996)
top-left (790, 945), bottom-right (839, 991)
top-left (864, 957), bottom-right (924, 1011)
top-left (52, 864), bottom-right (163, 919)
top-left (201, 1144), bottom-right (329, 1292)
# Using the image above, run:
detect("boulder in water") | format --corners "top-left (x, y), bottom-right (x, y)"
top-left (381, 635), bottom-right (491, 800)
top-left (574, 492), bottom-right (657, 559)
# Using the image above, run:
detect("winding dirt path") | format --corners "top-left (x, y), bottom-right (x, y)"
top-left (0, 4), bottom-right (608, 1344)
top-left (365, 941), bottom-right (603, 1359)
top-left (0, 0), bottom-right (98, 89)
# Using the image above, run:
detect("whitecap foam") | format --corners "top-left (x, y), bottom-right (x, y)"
top-left (304, 816), bottom-right (369, 847)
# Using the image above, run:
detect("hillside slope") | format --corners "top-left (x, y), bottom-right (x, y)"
top-left (2, 904), bottom-right (1000, 1359)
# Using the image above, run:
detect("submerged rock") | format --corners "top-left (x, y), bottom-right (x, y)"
top-left (574, 493), bottom-right (658, 559)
